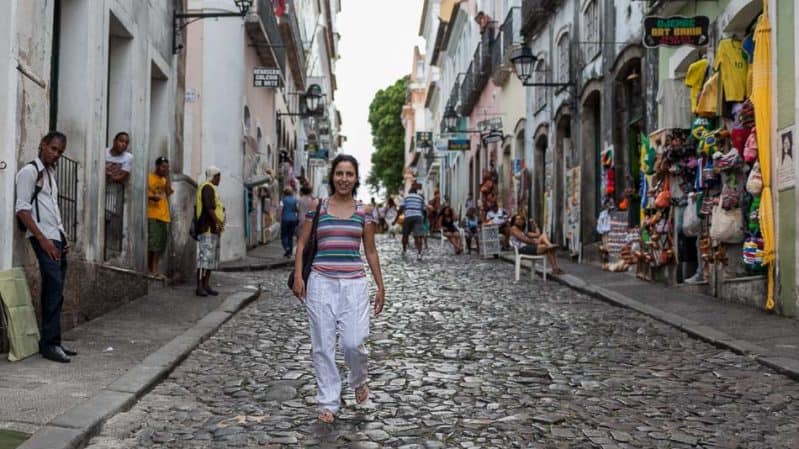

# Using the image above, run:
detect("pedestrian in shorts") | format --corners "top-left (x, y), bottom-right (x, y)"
top-left (195, 166), bottom-right (225, 296)
top-left (147, 156), bottom-right (173, 277)
top-left (398, 183), bottom-right (426, 259)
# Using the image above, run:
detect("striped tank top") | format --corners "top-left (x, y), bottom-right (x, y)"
top-left (308, 199), bottom-right (375, 279)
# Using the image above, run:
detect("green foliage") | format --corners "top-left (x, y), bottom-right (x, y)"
top-left (367, 76), bottom-right (408, 194)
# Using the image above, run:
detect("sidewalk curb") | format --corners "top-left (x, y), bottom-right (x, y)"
top-left (18, 288), bottom-right (261, 449)
top-left (218, 259), bottom-right (294, 272)
top-left (498, 255), bottom-right (799, 381)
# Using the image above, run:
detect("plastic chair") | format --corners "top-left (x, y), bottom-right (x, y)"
top-left (513, 245), bottom-right (547, 282)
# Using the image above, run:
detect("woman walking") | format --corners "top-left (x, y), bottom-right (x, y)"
top-left (278, 187), bottom-right (299, 257)
top-left (292, 154), bottom-right (385, 424)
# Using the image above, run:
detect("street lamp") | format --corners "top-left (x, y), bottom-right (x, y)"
top-left (510, 45), bottom-right (536, 84)
top-left (304, 84), bottom-right (323, 115)
top-left (173, 0), bottom-right (253, 54)
top-left (443, 105), bottom-right (458, 132)
top-left (277, 84), bottom-right (326, 119)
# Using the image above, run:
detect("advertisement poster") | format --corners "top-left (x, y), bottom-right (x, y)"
top-left (778, 127), bottom-right (795, 191)
top-left (564, 167), bottom-right (581, 257)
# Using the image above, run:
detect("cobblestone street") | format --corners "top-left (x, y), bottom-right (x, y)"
top-left (85, 237), bottom-right (799, 448)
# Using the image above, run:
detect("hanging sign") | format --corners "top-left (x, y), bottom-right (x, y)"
top-left (643, 16), bottom-right (709, 48)
top-left (253, 67), bottom-right (283, 88)
top-left (416, 132), bottom-right (433, 150)
top-left (447, 138), bottom-right (470, 151)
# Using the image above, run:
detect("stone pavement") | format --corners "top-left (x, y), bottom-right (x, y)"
top-left (219, 240), bottom-right (294, 272)
top-left (0, 272), bottom-right (260, 444)
top-left (500, 253), bottom-right (799, 380)
top-left (82, 237), bottom-right (799, 448)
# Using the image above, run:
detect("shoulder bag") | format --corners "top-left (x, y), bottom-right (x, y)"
top-left (287, 200), bottom-right (323, 290)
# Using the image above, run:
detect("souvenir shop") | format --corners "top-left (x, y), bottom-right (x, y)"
top-left (597, 4), bottom-right (772, 303)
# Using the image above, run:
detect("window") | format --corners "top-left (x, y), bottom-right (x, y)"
top-left (582, 0), bottom-right (600, 63)
top-left (243, 105), bottom-right (251, 134)
top-left (534, 59), bottom-right (546, 112)
top-left (416, 60), bottom-right (425, 79)
top-left (556, 33), bottom-right (569, 83)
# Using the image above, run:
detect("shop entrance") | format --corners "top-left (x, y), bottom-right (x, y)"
top-left (533, 133), bottom-right (547, 230)
top-left (581, 90), bottom-right (601, 244)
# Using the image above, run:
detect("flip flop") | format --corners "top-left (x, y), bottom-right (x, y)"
top-left (318, 409), bottom-right (335, 424)
top-left (355, 384), bottom-right (369, 405)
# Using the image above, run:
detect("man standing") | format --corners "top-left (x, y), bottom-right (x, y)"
top-left (105, 132), bottom-right (132, 257)
top-left (398, 182), bottom-right (426, 260)
top-left (15, 131), bottom-right (76, 363)
top-left (147, 157), bottom-right (173, 277)
top-left (195, 167), bottom-right (225, 296)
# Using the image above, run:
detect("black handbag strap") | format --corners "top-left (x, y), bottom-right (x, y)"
top-left (309, 199), bottom-right (323, 245)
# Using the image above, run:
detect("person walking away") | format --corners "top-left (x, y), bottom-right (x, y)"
top-left (440, 206), bottom-right (463, 254)
top-left (292, 154), bottom-right (385, 424)
top-left (195, 167), bottom-right (225, 296)
top-left (278, 187), bottom-right (300, 257)
top-left (15, 131), bottom-right (76, 363)
top-left (297, 185), bottom-right (314, 225)
top-left (147, 157), bottom-right (173, 277)
top-left (508, 215), bottom-right (564, 275)
top-left (398, 183), bottom-right (425, 259)
top-left (464, 207), bottom-right (479, 254)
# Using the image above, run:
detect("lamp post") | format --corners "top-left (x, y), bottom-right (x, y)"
top-left (443, 105), bottom-right (458, 133)
top-left (277, 84), bottom-right (325, 119)
top-left (173, 0), bottom-right (253, 54)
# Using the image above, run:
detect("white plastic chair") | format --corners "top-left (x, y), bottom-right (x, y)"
top-left (513, 245), bottom-right (547, 282)
top-left (440, 226), bottom-right (466, 252)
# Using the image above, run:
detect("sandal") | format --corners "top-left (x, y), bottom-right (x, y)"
top-left (355, 384), bottom-right (369, 405)
top-left (319, 409), bottom-right (336, 424)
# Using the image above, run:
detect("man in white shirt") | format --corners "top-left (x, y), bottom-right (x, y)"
top-left (15, 131), bottom-right (76, 363)
top-left (106, 131), bottom-right (132, 184)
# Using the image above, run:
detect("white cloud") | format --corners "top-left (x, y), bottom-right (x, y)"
top-left (336, 0), bottom-right (425, 199)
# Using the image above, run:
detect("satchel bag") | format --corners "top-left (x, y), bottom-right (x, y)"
top-left (709, 203), bottom-right (744, 243)
top-left (287, 200), bottom-right (324, 290)
top-left (746, 162), bottom-right (763, 195)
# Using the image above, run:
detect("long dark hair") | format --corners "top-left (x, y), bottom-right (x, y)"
top-left (327, 154), bottom-right (360, 196)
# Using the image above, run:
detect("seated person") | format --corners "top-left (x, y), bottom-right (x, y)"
top-left (440, 206), bottom-right (463, 254)
top-left (485, 203), bottom-right (510, 247)
top-left (509, 215), bottom-right (564, 275)
top-left (464, 207), bottom-right (479, 254)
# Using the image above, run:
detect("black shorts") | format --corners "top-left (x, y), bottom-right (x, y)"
top-left (402, 215), bottom-right (424, 237)
top-left (518, 245), bottom-right (538, 255)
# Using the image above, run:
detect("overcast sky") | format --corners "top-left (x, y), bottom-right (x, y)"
top-left (336, 0), bottom-right (425, 198)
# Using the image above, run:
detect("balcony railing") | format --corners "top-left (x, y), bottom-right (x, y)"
top-left (492, 8), bottom-right (522, 83)
top-left (278, 0), bottom-right (306, 89)
top-left (460, 29), bottom-right (494, 116)
top-left (521, 0), bottom-right (557, 38)
top-left (247, 0), bottom-right (286, 75)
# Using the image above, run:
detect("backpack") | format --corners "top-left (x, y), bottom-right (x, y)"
top-left (16, 161), bottom-right (45, 232)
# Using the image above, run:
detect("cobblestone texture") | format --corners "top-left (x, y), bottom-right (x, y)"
top-left (85, 237), bottom-right (799, 448)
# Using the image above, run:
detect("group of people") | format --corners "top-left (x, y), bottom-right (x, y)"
top-left (13, 130), bottom-right (229, 362)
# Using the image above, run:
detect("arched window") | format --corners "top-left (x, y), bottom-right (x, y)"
top-left (256, 126), bottom-right (263, 149)
top-left (534, 59), bottom-right (546, 113)
top-left (581, 0), bottom-right (599, 62)
top-left (556, 33), bottom-right (569, 84)
top-left (243, 105), bottom-right (251, 134)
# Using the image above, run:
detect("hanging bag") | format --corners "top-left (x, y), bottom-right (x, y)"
top-left (683, 196), bottom-right (701, 237)
top-left (746, 162), bottom-right (763, 195)
top-left (654, 176), bottom-right (671, 209)
top-left (709, 203), bottom-right (744, 243)
top-left (287, 200), bottom-right (324, 290)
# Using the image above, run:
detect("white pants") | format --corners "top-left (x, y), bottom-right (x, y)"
top-left (305, 272), bottom-right (370, 413)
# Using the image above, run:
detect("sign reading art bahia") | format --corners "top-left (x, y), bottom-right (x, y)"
top-left (643, 16), bottom-right (709, 48)
top-left (253, 67), bottom-right (282, 88)
top-left (447, 138), bottom-right (470, 151)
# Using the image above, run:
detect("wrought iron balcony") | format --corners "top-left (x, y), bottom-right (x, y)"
top-left (278, 0), bottom-right (306, 90)
top-left (460, 29), bottom-right (494, 116)
top-left (521, 0), bottom-right (557, 38)
top-left (246, 0), bottom-right (286, 75)
top-left (492, 8), bottom-right (520, 83)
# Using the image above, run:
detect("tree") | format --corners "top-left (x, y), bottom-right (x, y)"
top-left (367, 76), bottom-right (408, 194)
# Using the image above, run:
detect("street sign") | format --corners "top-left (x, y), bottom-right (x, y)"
top-left (643, 16), bottom-right (709, 48)
top-left (447, 138), bottom-right (470, 151)
top-left (253, 67), bottom-right (282, 88)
